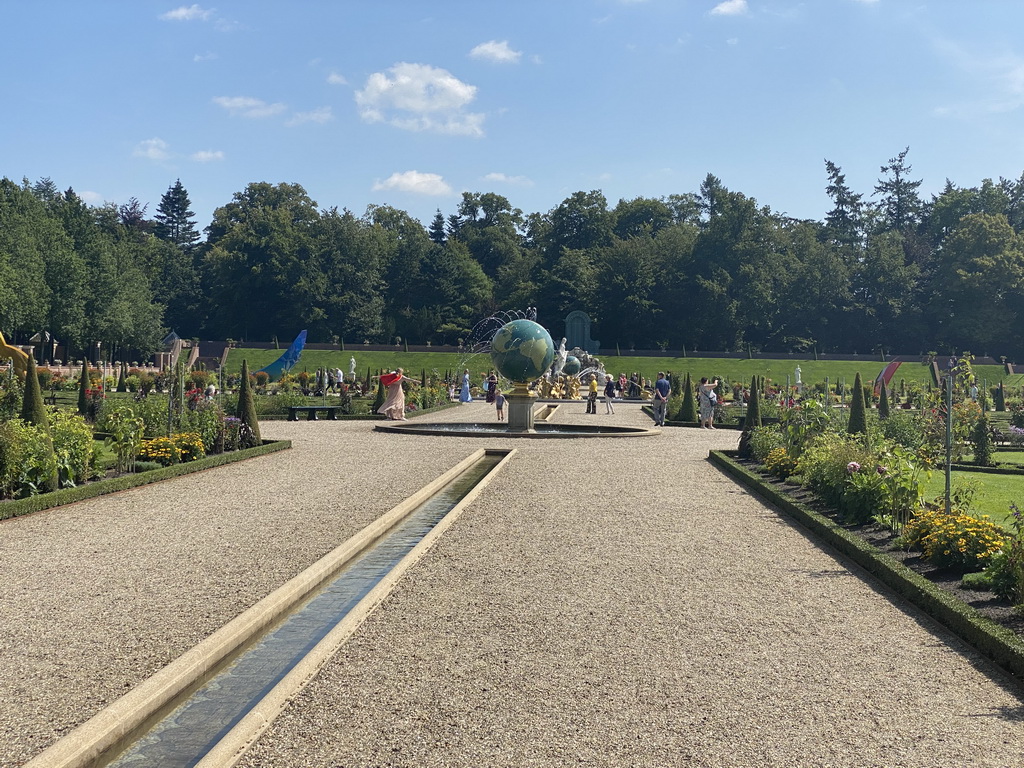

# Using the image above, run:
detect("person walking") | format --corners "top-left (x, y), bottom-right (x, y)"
top-left (652, 371), bottom-right (671, 426)
top-left (604, 372), bottom-right (616, 414)
top-left (459, 368), bottom-right (472, 403)
top-left (377, 368), bottom-right (415, 421)
top-left (485, 371), bottom-right (498, 404)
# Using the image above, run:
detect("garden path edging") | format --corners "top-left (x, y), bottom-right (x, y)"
top-left (0, 440), bottom-right (291, 522)
top-left (709, 449), bottom-right (1024, 685)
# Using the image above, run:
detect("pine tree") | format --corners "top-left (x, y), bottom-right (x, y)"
top-left (878, 383), bottom-right (890, 419)
top-left (236, 359), bottom-right (261, 447)
top-left (848, 372), bottom-right (867, 435)
top-left (77, 358), bottom-right (90, 416)
top-left (153, 179), bottom-right (200, 250)
top-left (428, 209), bottom-right (446, 245)
top-left (738, 375), bottom-right (762, 458)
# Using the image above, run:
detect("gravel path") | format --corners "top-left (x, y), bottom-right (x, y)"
top-left (3, 402), bottom-right (1024, 767)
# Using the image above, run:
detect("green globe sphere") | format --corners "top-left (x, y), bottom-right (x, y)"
top-left (563, 355), bottom-right (581, 376)
top-left (490, 320), bottom-right (555, 383)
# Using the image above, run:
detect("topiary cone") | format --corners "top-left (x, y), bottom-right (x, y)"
top-left (878, 382), bottom-right (891, 419)
top-left (236, 359), bottom-right (261, 447)
top-left (677, 372), bottom-right (697, 422)
top-left (78, 358), bottom-right (89, 416)
top-left (738, 374), bottom-right (762, 458)
top-left (373, 376), bottom-right (386, 413)
top-left (116, 362), bottom-right (127, 393)
top-left (848, 372), bottom-right (867, 435)
top-left (21, 355), bottom-right (58, 491)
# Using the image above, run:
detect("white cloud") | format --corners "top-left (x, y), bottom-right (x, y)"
top-left (327, 71), bottom-right (348, 86)
top-left (287, 106), bottom-right (333, 126)
top-left (469, 40), bottom-right (522, 64)
top-left (79, 191), bottom-right (104, 206)
top-left (133, 138), bottom-right (170, 161)
top-left (159, 4), bottom-right (212, 21)
top-left (483, 172), bottom-right (533, 186)
top-left (191, 150), bottom-right (224, 162)
top-left (932, 40), bottom-right (1024, 116)
top-left (213, 96), bottom-right (287, 118)
top-left (355, 62), bottom-right (485, 137)
top-left (194, 52), bottom-right (217, 62)
top-left (372, 171), bottom-right (452, 196)
top-left (710, 0), bottom-right (748, 15)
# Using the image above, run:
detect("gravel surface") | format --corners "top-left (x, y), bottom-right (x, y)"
top-left (3, 402), bottom-right (1024, 767)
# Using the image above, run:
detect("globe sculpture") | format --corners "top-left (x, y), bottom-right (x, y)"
top-left (490, 319), bottom-right (555, 384)
top-left (563, 355), bottom-right (581, 377)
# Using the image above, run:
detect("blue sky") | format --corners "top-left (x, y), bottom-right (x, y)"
top-left (4, 1), bottom-right (1024, 232)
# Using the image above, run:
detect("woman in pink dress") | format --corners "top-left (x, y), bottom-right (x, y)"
top-left (378, 368), bottom-right (414, 420)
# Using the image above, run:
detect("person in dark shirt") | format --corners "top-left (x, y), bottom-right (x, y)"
top-left (652, 372), bottom-right (671, 426)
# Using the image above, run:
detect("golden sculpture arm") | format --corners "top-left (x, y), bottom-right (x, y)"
top-left (0, 331), bottom-right (29, 379)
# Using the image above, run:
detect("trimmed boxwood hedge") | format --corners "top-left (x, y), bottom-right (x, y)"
top-left (709, 449), bottom-right (1024, 685)
top-left (0, 440), bottom-right (291, 522)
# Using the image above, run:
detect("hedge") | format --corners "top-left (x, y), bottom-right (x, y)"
top-left (0, 440), bottom-right (291, 521)
top-left (709, 449), bottom-right (1024, 685)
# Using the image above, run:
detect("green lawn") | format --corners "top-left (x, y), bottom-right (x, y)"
top-left (923, 470), bottom-right (1024, 528)
top-left (226, 348), bottom-right (1005, 391)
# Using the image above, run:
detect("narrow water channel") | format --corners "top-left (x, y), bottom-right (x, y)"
top-left (105, 452), bottom-right (506, 768)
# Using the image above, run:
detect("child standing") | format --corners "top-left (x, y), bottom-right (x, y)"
top-left (495, 390), bottom-right (506, 421)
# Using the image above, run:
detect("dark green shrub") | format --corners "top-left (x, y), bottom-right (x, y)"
top-left (878, 384), bottom-right (890, 419)
top-left (78, 359), bottom-right (90, 416)
top-left (134, 460), bottom-right (163, 473)
top-left (675, 372), bottom-right (697, 422)
top-left (737, 375), bottom-right (761, 458)
top-left (236, 359), bottom-right (261, 447)
top-left (971, 413), bottom-right (994, 467)
top-left (847, 372), bottom-right (867, 435)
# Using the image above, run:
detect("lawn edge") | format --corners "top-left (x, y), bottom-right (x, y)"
top-left (0, 440), bottom-right (291, 522)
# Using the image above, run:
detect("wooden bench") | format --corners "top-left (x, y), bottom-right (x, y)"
top-left (287, 405), bottom-right (345, 421)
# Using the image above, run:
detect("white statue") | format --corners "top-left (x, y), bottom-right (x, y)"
top-left (553, 337), bottom-right (568, 377)
top-left (349, 356), bottom-right (357, 381)
top-left (795, 366), bottom-right (802, 386)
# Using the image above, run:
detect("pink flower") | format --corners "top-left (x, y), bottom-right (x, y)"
top-left (847, 461), bottom-right (861, 474)
top-left (877, 466), bottom-right (888, 475)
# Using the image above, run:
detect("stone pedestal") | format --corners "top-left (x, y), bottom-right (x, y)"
top-left (506, 384), bottom-right (536, 433)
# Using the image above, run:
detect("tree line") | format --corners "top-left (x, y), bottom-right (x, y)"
top-left (3, 147), bottom-right (1024, 361)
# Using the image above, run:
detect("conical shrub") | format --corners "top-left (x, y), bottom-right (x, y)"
top-left (236, 359), bottom-right (261, 447)
top-left (676, 372), bottom-right (697, 422)
top-left (21, 355), bottom-right (57, 491)
top-left (116, 362), bottom-right (127, 392)
top-left (373, 376), bottom-right (386, 413)
top-left (848, 372), bottom-right (867, 435)
top-left (738, 375), bottom-right (762, 458)
top-left (878, 383), bottom-right (890, 419)
top-left (77, 358), bottom-right (89, 416)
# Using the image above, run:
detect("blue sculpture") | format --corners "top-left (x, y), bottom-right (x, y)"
top-left (256, 330), bottom-right (307, 381)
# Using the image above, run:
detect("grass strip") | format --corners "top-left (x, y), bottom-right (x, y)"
top-left (709, 449), bottom-right (1024, 685)
top-left (0, 440), bottom-right (291, 522)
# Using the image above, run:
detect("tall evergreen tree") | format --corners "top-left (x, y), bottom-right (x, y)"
top-left (874, 147), bottom-right (923, 234)
top-left (428, 209), bottom-right (447, 245)
top-left (153, 179), bottom-right (200, 250)
top-left (824, 159), bottom-right (864, 247)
